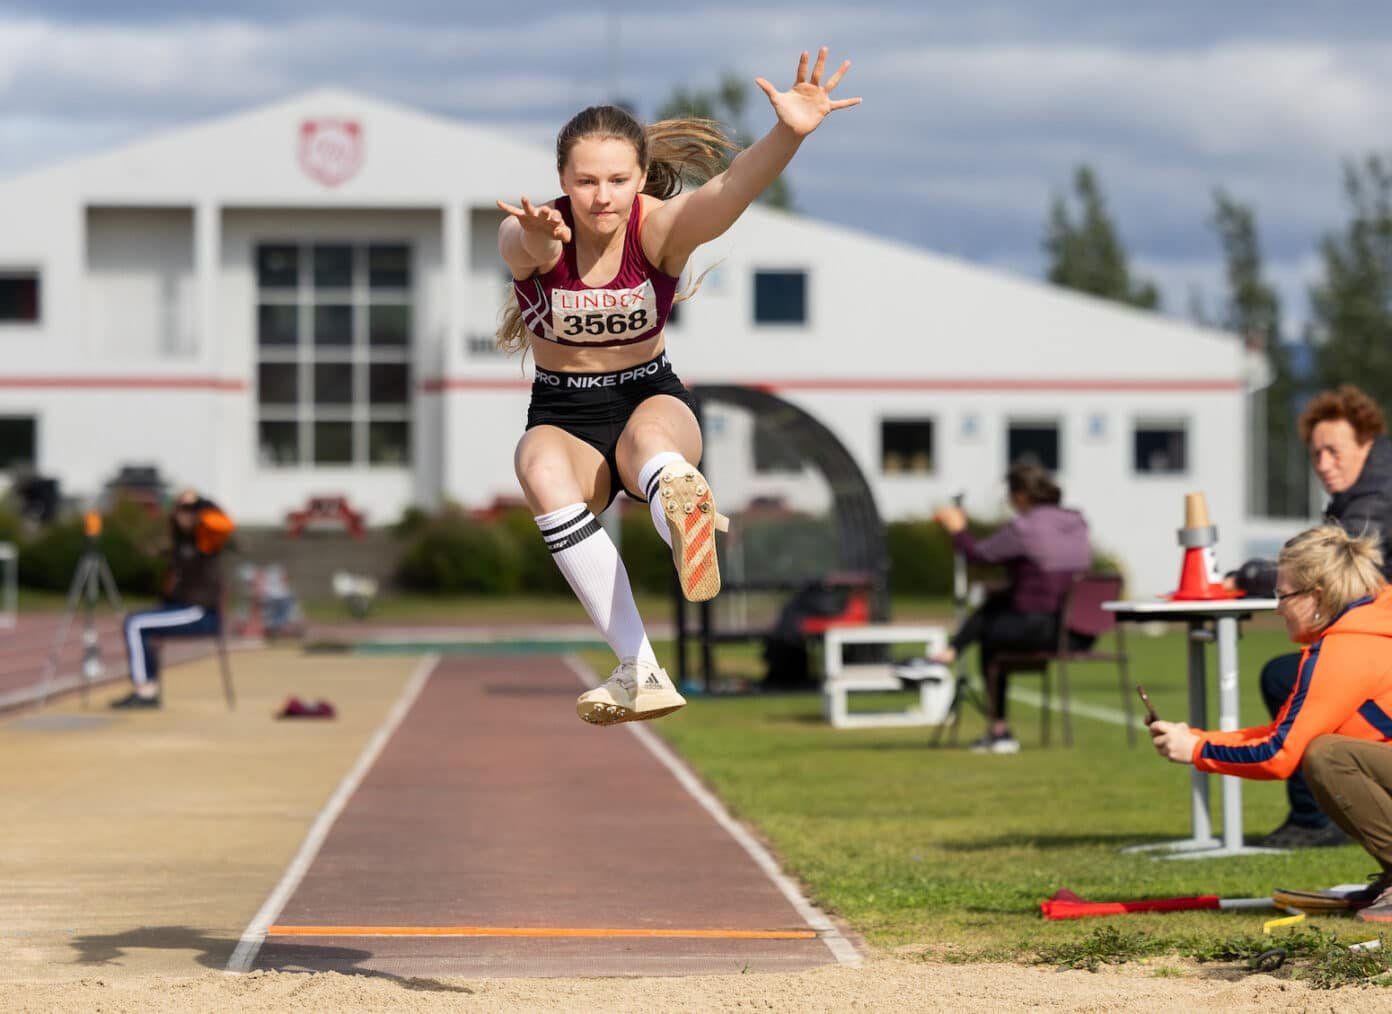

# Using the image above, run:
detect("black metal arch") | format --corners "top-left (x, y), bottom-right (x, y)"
top-left (691, 383), bottom-right (889, 620)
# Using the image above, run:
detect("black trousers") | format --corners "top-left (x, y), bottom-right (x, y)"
top-left (953, 592), bottom-right (1061, 722)
top-left (1261, 651), bottom-right (1333, 828)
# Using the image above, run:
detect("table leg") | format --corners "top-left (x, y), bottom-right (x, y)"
top-left (1121, 620), bottom-right (1221, 856)
top-left (1216, 615), bottom-right (1244, 853)
top-left (1165, 615), bottom-right (1282, 860)
top-left (1186, 620), bottom-right (1213, 844)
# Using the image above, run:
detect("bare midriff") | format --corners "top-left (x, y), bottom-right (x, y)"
top-left (529, 331), bottom-right (666, 373)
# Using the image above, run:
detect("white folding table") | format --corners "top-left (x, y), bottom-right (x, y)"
top-left (821, 624), bottom-right (950, 729)
top-left (1104, 597), bottom-right (1279, 858)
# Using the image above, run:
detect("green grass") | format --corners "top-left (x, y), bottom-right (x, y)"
top-left (577, 620), bottom-right (1392, 983)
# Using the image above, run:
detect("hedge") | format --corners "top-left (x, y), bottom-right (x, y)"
top-left (6, 498), bottom-right (166, 596)
top-left (395, 510), bottom-right (523, 595)
top-left (393, 506), bottom-right (1015, 598)
top-left (0, 498), bottom-right (1126, 601)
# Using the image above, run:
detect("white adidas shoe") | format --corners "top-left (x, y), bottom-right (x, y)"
top-left (656, 462), bottom-right (729, 602)
top-left (576, 658), bottom-right (687, 726)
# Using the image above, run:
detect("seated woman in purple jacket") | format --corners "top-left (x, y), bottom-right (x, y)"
top-left (931, 460), bottom-right (1093, 753)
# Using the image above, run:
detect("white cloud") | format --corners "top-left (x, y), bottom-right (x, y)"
top-left (0, 8), bottom-right (1385, 313)
top-left (871, 41), bottom-right (1392, 164)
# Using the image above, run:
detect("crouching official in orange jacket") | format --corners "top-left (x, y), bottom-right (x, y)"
top-left (111, 489), bottom-right (235, 710)
top-left (1150, 524), bottom-right (1392, 922)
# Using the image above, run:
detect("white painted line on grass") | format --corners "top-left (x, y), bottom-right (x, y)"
top-left (563, 655), bottom-right (861, 967)
top-left (1007, 686), bottom-right (1141, 729)
top-left (225, 653), bottom-right (441, 973)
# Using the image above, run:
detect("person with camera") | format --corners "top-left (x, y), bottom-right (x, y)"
top-left (110, 490), bottom-right (234, 709)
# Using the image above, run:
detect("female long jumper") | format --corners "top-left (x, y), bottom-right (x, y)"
top-left (496, 48), bottom-right (860, 725)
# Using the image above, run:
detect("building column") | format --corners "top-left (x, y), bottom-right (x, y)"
top-left (195, 199), bottom-right (220, 364)
top-left (194, 199), bottom-right (223, 493)
top-left (431, 199), bottom-right (467, 507)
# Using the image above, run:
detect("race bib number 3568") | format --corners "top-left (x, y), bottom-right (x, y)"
top-left (551, 281), bottom-right (658, 344)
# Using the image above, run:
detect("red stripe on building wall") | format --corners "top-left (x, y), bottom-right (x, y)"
top-left (0, 377), bottom-right (246, 391)
top-left (419, 378), bottom-right (530, 393)
top-left (0, 375), bottom-right (1240, 395)
top-left (746, 378), bottom-right (1245, 392)
top-left (418, 377), bottom-right (1243, 394)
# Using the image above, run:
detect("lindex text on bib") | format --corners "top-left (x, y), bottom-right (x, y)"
top-left (551, 281), bottom-right (658, 342)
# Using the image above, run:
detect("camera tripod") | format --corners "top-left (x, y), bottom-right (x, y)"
top-left (37, 529), bottom-right (123, 708)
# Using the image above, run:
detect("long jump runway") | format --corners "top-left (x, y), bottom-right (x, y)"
top-left (243, 654), bottom-right (853, 978)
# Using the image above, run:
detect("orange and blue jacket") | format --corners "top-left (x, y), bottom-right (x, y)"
top-left (1192, 586), bottom-right (1392, 778)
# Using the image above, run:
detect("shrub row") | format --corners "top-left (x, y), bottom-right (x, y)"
top-left (392, 506), bottom-right (1014, 597)
top-left (3, 498), bottom-right (1121, 601)
top-left (0, 499), bottom-right (167, 596)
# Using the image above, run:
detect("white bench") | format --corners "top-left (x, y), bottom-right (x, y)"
top-left (822, 624), bottom-right (953, 729)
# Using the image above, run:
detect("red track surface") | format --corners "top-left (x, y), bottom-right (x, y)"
top-left (0, 612), bottom-right (213, 709)
top-left (254, 654), bottom-right (840, 977)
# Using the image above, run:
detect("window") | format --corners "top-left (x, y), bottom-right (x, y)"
top-left (0, 417), bottom-right (36, 469)
top-left (466, 334), bottom-right (502, 357)
top-left (369, 305), bottom-right (409, 347)
top-left (1134, 422), bottom-right (1187, 474)
top-left (881, 419), bottom-right (935, 474)
top-left (256, 242), bottom-right (411, 468)
top-left (1008, 422), bottom-right (1060, 472)
top-left (256, 246), bottom-right (297, 289)
top-left (0, 273), bottom-right (40, 322)
top-left (753, 270), bottom-right (807, 324)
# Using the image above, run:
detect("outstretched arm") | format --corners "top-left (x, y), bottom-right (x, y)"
top-left (646, 47), bottom-right (861, 273)
top-left (496, 197), bottom-right (571, 279)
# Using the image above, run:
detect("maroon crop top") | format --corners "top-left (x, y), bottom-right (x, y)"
top-left (512, 195), bottom-right (679, 348)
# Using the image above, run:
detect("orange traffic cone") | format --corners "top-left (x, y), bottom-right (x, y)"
top-left (1168, 492), bottom-right (1242, 601)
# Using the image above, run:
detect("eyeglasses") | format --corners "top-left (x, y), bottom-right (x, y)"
top-left (1275, 586), bottom-right (1316, 604)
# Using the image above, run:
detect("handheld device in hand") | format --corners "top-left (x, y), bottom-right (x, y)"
top-left (1136, 685), bottom-right (1158, 725)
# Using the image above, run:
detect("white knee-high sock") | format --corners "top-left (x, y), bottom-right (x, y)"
top-left (535, 504), bottom-right (658, 666)
top-left (637, 451), bottom-right (686, 548)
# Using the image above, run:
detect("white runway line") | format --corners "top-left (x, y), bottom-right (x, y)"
top-left (225, 653), bottom-right (440, 973)
top-left (1007, 686), bottom-right (1140, 729)
top-left (563, 655), bottom-right (861, 967)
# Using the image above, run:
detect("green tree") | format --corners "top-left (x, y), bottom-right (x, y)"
top-left (1043, 165), bottom-right (1159, 309)
top-left (1210, 190), bottom-right (1306, 515)
top-left (1310, 154), bottom-right (1392, 412)
top-left (654, 73), bottom-right (794, 210)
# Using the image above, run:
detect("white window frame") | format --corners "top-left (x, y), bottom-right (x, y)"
top-left (1006, 417), bottom-right (1063, 473)
top-left (880, 417), bottom-right (937, 476)
top-left (0, 268), bottom-right (42, 326)
top-left (255, 241), bottom-right (412, 469)
top-left (1132, 418), bottom-right (1189, 477)
top-left (752, 267), bottom-right (810, 327)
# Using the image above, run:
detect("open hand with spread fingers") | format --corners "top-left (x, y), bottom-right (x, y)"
top-left (496, 196), bottom-right (572, 245)
top-left (754, 46), bottom-right (861, 138)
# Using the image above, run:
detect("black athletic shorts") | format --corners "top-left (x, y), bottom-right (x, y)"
top-left (526, 351), bottom-right (696, 508)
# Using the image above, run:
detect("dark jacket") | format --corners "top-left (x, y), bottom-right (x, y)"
top-left (165, 498), bottom-right (235, 610)
top-left (1235, 435), bottom-right (1392, 596)
top-left (952, 504), bottom-right (1092, 614)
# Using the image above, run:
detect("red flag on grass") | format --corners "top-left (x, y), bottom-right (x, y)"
top-left (1041, 888), bottom-right (1274, 920)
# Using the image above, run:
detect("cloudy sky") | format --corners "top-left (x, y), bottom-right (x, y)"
top-left (3, 2), bottom-right (1390, 332)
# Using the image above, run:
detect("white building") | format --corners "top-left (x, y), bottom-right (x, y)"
top-left (0, 89), bottom-right (1259, 597)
